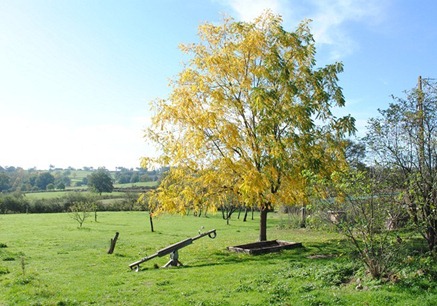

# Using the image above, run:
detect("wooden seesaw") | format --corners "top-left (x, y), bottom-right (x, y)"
top-left (129, 229), bottom-right (217, 271)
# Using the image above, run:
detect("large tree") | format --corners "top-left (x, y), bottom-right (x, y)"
top-left (143, 12), bottom-right (355, 241)
top-left (365, 77), bottom-right (437, 251)
top-left (0, 173), bottom-right (11, 192)
top-left (87, 168), bottom-right (114, 195)
top-left (35, 172), bottom-right (55, 190)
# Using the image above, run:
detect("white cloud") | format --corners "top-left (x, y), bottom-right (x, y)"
top-left (308, 0), bottom-right (386, 59)
top-left (221, 0), bottom-right (287, 21)
top-left (220, 0), bottom-right (387, 60)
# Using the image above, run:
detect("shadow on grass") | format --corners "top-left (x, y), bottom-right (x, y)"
top-left (401, 236), bottom-right (431, 254)
top-left (135, 238), bottom-right (356, 270)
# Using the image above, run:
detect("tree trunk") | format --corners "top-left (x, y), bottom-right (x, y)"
top-left (259, 207), bottom-right (268, 241)
top-left (300, 205), bottom-right (306, 228)
top-left (149, 213), bottom-right (154, 232)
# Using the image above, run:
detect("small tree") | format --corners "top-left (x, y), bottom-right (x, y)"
top-left (138, 192), bottom-right (156, 232)
top-left (365, 77), bottom-right (437, 251)
top-left (69, 201), bottom-right (91, 228)
top-left (87, 168), bottom-right (114, 195)
top-left (308, 168), bottom-right (404, 279)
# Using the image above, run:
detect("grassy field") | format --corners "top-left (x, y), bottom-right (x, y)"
top-left (0, 212), bottom-right (435, 305)
top-left (113, 181), bottom-right (158, 188)
top-left (66, 170), bottom-right (93, 186)
top-left (23, 181), bottom-right (158, 200)
top-left (24, 191), bottom-right (128, 200)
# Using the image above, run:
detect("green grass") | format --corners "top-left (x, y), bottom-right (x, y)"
top-left (24, 191), bottom-right (127, 200)
top-left (68, 169), bottom-right (93, 182)
top-left (24, 191), bottom-right (75, 200)
top-left (0, 212), bottom-right (435, 305)
top-left (113, 181), bottom-right (158, 188)
top-left (24, 181), bottom-right (157, 200)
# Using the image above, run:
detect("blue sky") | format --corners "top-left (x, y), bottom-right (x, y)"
top-left (1, 0), bottom-right (436, 170)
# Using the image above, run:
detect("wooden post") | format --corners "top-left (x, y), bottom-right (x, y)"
top-left (300, 205), bottom-right (307, 228)
top-left (107, 232), bottom-right (119, 254)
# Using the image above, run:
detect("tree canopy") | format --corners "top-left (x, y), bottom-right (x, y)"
top-left (36, 172), bottom-right (55, 191)
top-left (87, 168), bottom-right (114, 195)
top-left (143, 12), bottom-right (355, 241)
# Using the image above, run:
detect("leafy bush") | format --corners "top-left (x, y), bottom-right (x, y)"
top-left (0, 194), bottom-right (28, 213)
top-left (29, 199), bottom-right (64, 213)
top-left (306, 169), bottom-right (405, 279)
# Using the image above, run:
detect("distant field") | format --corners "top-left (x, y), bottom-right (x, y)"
top-left (25, 189), bottom-right (124, 199)
top-left (65, 179), bottom-right (158, 190)
top-left (24, 181), bottom-right (157, 200)
top-left (24, 191), bottom-right (133, 200)
top-left (24, 191), bottom-right (74, 199)
top-left (62, 170), bottom-right (158, 185)
top-left (66, 169), bottom-right (93, 184)
top-left (113, 181), bottom-right (158, 188)
top-left (0, 212), bottom-right (435, 305)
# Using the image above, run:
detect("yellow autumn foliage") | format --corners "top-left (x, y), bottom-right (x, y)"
top-left (142, 11), bottom-right (355, 240)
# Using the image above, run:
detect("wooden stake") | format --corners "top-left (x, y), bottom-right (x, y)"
top-left (107, 232), bottom-right (119, 254)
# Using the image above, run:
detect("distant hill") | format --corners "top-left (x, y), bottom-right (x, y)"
top-left (0, 166), bottom-right (167, 193)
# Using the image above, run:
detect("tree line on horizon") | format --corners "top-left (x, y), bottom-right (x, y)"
top-left (0, 166), bottom-right (166, 193)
